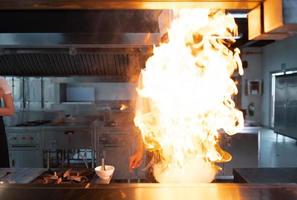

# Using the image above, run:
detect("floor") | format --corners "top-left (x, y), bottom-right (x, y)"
top-left (259, 128), bottom-right (297, 167)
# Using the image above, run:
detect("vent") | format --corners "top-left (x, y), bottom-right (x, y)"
top-left (0, 49), bottom-right (141, 78)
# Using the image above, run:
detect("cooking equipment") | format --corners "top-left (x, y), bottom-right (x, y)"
top-left (0, 168), bottom-right (45, 183)
top-left (0, 0), bottom-right (261, 9)
top-left (31, 168), bottom-right (95, 184)
top-left (6, 129), bottom-right (43, 168)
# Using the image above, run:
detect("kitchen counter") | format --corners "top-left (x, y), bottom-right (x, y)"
top-left (1, 168), bottom-right (297, 200)
top-left (0, 168), bottom-right (46, 184)
top-left (233, 168), bottom-right (297, 183)
top-left (0, 183), bottom-right (297, 200)
top-left (237, 126), bottom-right (261, 134)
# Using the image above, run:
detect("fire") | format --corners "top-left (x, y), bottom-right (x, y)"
top-left (134, 9), bottom-right (243, 183)
top-left (120, 104), bottom-right (128, 111)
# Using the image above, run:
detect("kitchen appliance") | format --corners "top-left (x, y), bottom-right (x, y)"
top-left (7, 129), bottom-right (43, 168)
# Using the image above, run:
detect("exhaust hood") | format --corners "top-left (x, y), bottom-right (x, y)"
top-left (0, 0), bottom-right (262, 10)
top-left (0, 10), bottom-right (160, 78)
top-left (248, 0), bottom-right (297, 40)
top-left (0, 1), bottom-right (263, 77)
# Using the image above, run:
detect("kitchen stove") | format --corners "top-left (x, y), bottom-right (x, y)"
top-left (31, 168), bottom-right (95, 184)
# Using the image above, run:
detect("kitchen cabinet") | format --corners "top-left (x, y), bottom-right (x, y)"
top-left (6, 129), bottom-right (43, 168)
top-left (274, 74), bottom-right (297, 139)
top-left (42, 128), bottom-right (92, 150)
top-left (9, 149), bottom-right (43, 168)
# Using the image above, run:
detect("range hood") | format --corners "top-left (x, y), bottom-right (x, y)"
top-left (248, 0), bottom-right (297, 40)
top-left (0, 10), bottom-right (160, 79)
top-left (0, 1), bottom-right (263, 77)
top-left (0, 0), bottom-right (262, 10)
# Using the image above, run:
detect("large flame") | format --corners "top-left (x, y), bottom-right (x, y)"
top-left (134, 9), bottom-right (244, 183)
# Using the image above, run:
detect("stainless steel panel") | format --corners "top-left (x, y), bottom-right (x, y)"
top-left (6, 77), bottom-right (23, 110)
top-left (0, 33), bottom-right (159, 48)
top-left (219, 133), bottom-right (258, 176)
top-left (274, 74), bottom-right (297, 139)
top-left (0, 49), bottom-right (141, 77)
top-left (43, 128), bottom-right (92, 150)
top-left (286, 75), bottom-right (297, 101)
top-left (43, 78), bottom-right (58, 104)
top-left (6, 129), bottom-right (43, 168)
top-left (2, 183), bottom-right (297, 200)
top-left (9, 150), bottom-right (43, 168)
top-left (274, 75), bottom-right (287, 134)
top-left (101, 147), bottom-right (130, 180)
top-left (0, 0), bottom-right (262, 10)
top-left (285, 74), bottom-right (297, 138)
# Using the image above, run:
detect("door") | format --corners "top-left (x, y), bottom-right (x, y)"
top-left (274, 73), bottom-right (297, 139)
top-left (9, 149), bottom-right (43, 168)
top-left (285, 75), bottom-right (297, 137)
top-left (274, 75), bottom-right (287, 133)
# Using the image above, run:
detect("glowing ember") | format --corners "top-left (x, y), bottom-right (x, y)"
top-left (134, 9), bottom-right (244, 183)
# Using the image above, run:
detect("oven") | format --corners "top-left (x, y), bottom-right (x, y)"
top-left (6, 129), bottom-right (43, 168)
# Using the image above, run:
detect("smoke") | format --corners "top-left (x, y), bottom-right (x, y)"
top-left (153, 157), bottom-right (217, 183)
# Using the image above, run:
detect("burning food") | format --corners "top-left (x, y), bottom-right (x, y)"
top-left (134, 9), bottom-right (243, 183)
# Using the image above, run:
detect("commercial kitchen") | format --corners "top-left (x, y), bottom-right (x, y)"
top-left (0, 0), bottom-right (296, 199)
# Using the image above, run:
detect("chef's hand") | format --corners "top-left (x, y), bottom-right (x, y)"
top-left (129, 150), bottom-right (143, 171)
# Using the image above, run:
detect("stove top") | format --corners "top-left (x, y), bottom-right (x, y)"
top-left (31, 169), bottom-right (95, 185)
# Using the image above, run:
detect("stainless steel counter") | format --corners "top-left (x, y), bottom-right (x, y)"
top-left (0, 168), bottom-right (46, 183)
top-left (237, 126), bottom-right (261, 134)
top-left (0, 183), bottom-right (297, 200)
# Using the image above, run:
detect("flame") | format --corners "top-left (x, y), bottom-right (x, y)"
top-left (120, 104), bottom-right (128, 111)
top-left (134, 9), bottom-right (244, 183)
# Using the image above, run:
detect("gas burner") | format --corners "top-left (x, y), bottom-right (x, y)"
top-left (31, 169), bottom-right (95, 184)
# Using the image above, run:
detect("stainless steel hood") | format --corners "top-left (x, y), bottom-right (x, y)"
top-left (0, 10), bottom-right (160, 78)
top-left (0, 2), bottom-right (261, 77)
top-left (0, 48), bottom-right (143, 79)
top-left (0, 0), bottom-right (262, 10)
top-left (248, 0), bottom-right (297, 40)
top-left (0, 33), bottom-right (153, 78)
top-left (0, 33), bottom-right (160, 48)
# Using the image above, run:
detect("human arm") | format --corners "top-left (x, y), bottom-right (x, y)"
top-left (129, 130), bottom-right (144, 171)
top-left (0, 88), bottom-right (15, 116)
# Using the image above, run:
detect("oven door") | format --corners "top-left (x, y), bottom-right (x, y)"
top-left (9, 147), bottom-right (43, 168)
